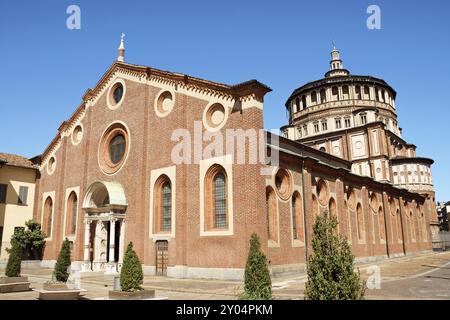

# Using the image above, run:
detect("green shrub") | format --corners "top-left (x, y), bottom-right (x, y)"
top-left (239, 233), bottom-right (272, 300)
top-left (5, 240), bottom-right (22, 277)
top-left (120, 242), bottom-right (143, 292)
top-left (11, 220), bottom-right (46, 260)
top-left (304, 211), bottom-right (365, 300)
top-left (53, 238), bottom-right (72, 283)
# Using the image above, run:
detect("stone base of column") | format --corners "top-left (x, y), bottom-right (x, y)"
top-left (81, 261), bottom-right (91, 272)
top-left (104, 262), bottom-right (119, 275)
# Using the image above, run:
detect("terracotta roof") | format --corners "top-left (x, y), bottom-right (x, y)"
top-left (0, 152), bottom-right (37, 169)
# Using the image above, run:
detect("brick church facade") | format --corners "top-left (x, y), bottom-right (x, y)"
top-left (32, 39), bottom-right (438, 279)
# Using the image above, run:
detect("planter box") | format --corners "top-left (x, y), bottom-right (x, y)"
top-left (43, 282), bottom-right (69, 291)
top-left (0, 276), bottom-right (31, 293)
top-left (108, 289), bottom-right (155, 300)
top-left (33, 288), bottom-right (87, 300)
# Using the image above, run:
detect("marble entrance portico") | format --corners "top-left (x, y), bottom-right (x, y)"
top-left (81, 181), bottom-right (127, 274)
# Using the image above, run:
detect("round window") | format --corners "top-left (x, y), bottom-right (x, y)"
top-left (113, 84), bottom-right (124, 104)
top-left (155, 90), bottom-right (174, 117)
top-left (109, 134), bottom-right (126, 164)
top-left (71, 125), bottom-right (83, 145)
top-left (203, 103), bottom-right (227, 131)
top-left (99, 123), bottom-right (129, 175)
top-left (274, 168), bottom-right (292, 201)
top-left (47, 157), bottom-right (56, 175)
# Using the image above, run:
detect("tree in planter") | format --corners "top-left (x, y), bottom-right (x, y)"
top-left (304, 210), bottom-right (365, 300)
top-left (5, 240), bottom-right (22, 277)
top-left (120, 242), bottom-right (143, 292)
top-left (239, 233), bottom-right (272, 300)
top-left (11, 220), bottom-right (46, 260)
top-left (53, 238), bottom-right (72, 283)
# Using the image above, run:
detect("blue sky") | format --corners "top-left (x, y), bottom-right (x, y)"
top-left (0, 0), bottom-right (449, 200)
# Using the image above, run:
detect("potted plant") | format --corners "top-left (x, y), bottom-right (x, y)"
top-left (34, 238), bottom-right (86, 300)
top-left (108, 242), bottom-right (155, 300)
top-left (0, 240), bottom-right (31, 293)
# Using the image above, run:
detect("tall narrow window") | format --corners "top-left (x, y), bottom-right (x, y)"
top-left (360, 113), bottom-right (367, 125)
top-left (311, 91), bottom-right (317, 105)
top-left (344, 117), bottom-right (351, 128)
top-left (320, 89), bottom-right (326, 103)
top-left (214, 173), bottom-right (227, 228)
top-left (292, 192), bottom-right (303, 241)
top-left (321, 120), bottom-right (328, 131)
top-left (66, 192), bottom-right (78, 236)
top-left (356, 203), bottom-right (364, 241)
top-left (314, 122), bottom-right (319, 133)
top-left (301, 95), bottom-right (307, 109)
top-left (18, 186), bottom-right (28, 205)
top-left (154, 175), bottom-right (172, 233)
top-left (378, 207), bottom-right (385, 241)
top-left (162, 182), bottom-right (171, 231)
top-left (335, 118), bottom-right (342, 129)
top-left (0, 184), bottom-right (7, 204)
top-left (266, 187), bottom-right (278, 242)
top-left (43, 196), bottom-right (53, 237)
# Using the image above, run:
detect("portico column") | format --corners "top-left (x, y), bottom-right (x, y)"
top-left (119, 219), bottom-right (126, 263)
top-left (82, 219), bottom-right (91, 272)
top-left (108, 218), bottom-right (116, 262)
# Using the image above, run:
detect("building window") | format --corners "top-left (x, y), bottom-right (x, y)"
top-left (344, 118), bottom-right (351, 128)
top-left (342, 85), bottom-right (349, 99)
top-left (354, 86), bottom-right (361, 99)
top-left (314, 123), bottom-right (319, 133)
top-left (335, 118), bottom-right (342, 129)
top-left (99, 122), bottom-right (130, 175)
top-left (311, 91), bottom-right (317, 105)
top-left (321, 120), bottom-right (328, 131)
top-left (0, 184), bottom-right (7, 204)
top-left (205, 165), bottom-right (229, 231)
top-left (360, 113), bottom-right (367, 125)
top-left (295, 97), bottom-right (300, 112)
top-left (266, 187), bottom-right (278, 243)
top-left (356, 203), bottom-right (364, 241)
top-left (43, 196), bottom-right (53, 237)
top-left (154, 175), bottom-right (172, 233)
top-left (113, 83), bottom-right (124, 104)
top-left (332, 86), bottom-right (339, 100)
top-left (17, 186), bottom-right (28, 206)
top-left (363, 86), bottom-right (370, 99)
top-left (320, 89), bottom-right (326, 103)
top-left (66, 191), bottom-right (78, 236)
top-left (109, 134), bottom-right (126, 164)
top-left (292, 192), bottom-right (303, 241)
top-left (214, 173), bottom-right (227, 228)
top-left (301, 95), bottom-right (307, 110)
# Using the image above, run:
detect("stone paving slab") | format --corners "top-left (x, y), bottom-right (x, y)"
top-left (1, 251), bottom-right (449, 300)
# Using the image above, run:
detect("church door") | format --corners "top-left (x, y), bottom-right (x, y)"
top-left (155, 240), bottom-right (168, 276)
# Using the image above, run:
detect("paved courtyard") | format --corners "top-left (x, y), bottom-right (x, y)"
top-left (1, 251), bottom-right (450, 300)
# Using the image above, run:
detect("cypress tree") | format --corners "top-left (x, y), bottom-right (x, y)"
top-left (53, 238), bottom-right (72, 283)
top-left (305, 211), bottom-right (365, 300)
top-left (120, 242), bottom-right (143, 292)
top-left (240, 233), bottom-right (272, 300)
top-left (5, 241), bottom-right (22, 277)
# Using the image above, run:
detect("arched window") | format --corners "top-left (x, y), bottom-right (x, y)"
top-left (66, 192), bottom-right (78, 236)
top-left (354, 86), bottom-right (361, 99)
top-left (331, 86), bottom-right (339, 100)
top-left (320, 89), bottom-right (327, 103)
top-left (356, 203), bottom-right (364, 241)
top-left (378, 207), bottom-right (385, 241)
top-left (295, 97), bottom-right (300, 112)
top-left (292, 192), bottom-right (303, 241)
top-left (301, 95), bottom-right (307, 109)
top-left (154, 175), bottom-right (172, 233)
top-left (266, 187), bottom-right (278, 242)
top-left (363, 86), bottom-right (370, 99)
top-left (214, 173), bottom-right (227, 228)
top-left (342, 85), bottom-right (349, 99)
top-left (311, 91), bottom-right (317, 105)
top-left (204, 165), bottom-right (228, 231)
top-left (43, 196), bottom-right (53, 237)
